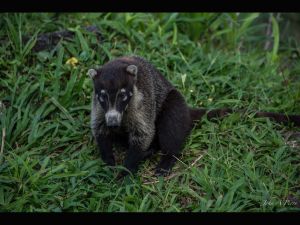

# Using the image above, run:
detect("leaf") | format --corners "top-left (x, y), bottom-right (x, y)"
top-left (238, 13), bottom-right (259, 39)
top-left (271, 15), bottom-right (279, 62)
top-left (50, 97), bottom-right (75, 124)
top-left (75, 28), bottom-right (90, 54)
top-left (21, 30), bottom-right (39, 60)
top-left (181, 73), bottom-right (187, 89)
top-left (172, 23), bottom-right (178, 45)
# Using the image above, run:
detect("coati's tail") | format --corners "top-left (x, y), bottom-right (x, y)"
top-left (190, 108), bottom-right (300, 127)
top-left (254, 111), bottom-right (300, 127)
top-left (189, 108), bottom-right (206, 124)
top-left (189, 108), bottom-right (234, 127)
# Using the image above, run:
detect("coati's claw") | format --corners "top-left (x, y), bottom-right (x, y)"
top-left (103, 158), bottom-right (115, 166)
top-left (116, 171), bottom-right (127, 180)
top-left (116, 170), bottom-right (133, 181)
top-left (154, 168), bottom-right (171, 177)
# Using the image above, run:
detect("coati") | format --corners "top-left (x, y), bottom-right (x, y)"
top-left (88, 55), bottom-right (300, 177)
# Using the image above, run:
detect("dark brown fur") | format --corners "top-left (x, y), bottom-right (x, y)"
top-left (90, 56), bottom-right (300, 177)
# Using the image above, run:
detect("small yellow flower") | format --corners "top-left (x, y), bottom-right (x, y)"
top-left (190, 89), bottom-right (194, 93)
top-left (208, 98), bottom-right (213, 102)
top-left (66, 57), bottom-right (79, 67)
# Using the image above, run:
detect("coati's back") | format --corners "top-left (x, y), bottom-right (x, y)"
top-left (124, 56), bottom-right (175, 117)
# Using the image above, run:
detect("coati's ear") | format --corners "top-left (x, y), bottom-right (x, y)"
top-left (126, 65), bottom-right (138, 79)
top-left (87, 68), bottom-right (98, 79)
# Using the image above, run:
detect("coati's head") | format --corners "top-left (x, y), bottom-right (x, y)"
top-left (88, 59), bottom-right (138, 127)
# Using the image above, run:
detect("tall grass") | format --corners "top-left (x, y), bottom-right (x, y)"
top-left (0, 13), bottom-right (299, 212)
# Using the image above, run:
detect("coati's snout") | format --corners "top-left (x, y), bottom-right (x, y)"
top-left (96, 88), bottom-right (130, 127)
top-left (105, 109), bottom-right (122, 127)
top-left (88, 62), bottom-right (138, 127)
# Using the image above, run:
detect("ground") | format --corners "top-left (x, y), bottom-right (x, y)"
top-left (0, 13), bottom-right (299, 212)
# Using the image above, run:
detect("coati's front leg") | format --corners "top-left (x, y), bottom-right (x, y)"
top-left (120, 130), bottom-right (154, 177)
top-left (96, 134), bottom-right (115, 166)
top-left (123, 145), bottom-right (151, 173)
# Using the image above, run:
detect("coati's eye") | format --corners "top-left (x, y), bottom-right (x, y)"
top-left (99, 95), bottom-right (104, 102)
top-left (119, 92), bottom-right (127, 101)
top-left (119, 89), bottom-right (127, 101)
top-left (98, 90), bottom-right (106, 102)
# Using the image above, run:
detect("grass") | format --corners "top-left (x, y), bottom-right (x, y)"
top-left (0, 13), bottom-right (300, 212)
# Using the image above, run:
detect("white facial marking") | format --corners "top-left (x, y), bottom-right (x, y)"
top-left (119, 88), bottom-right (128, 101)
top-left (105, 109), bottom-right (122, 125)
top-left (99, 90), bottom-right (106, 102)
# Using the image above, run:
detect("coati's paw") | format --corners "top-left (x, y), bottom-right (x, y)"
top-left (154, 167), bottom-right (171, 177)
top-left (116, 170), bottom-right (132, 181)
top-left (103, 158), bottom-right (115, 166)
top-left (116, 171), bottom-right (126, 181)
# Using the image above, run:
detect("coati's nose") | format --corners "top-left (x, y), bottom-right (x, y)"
top-left (105, 110), bottom-right (122, 127)
top-left (107, 117), bottom-right (120, 127)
